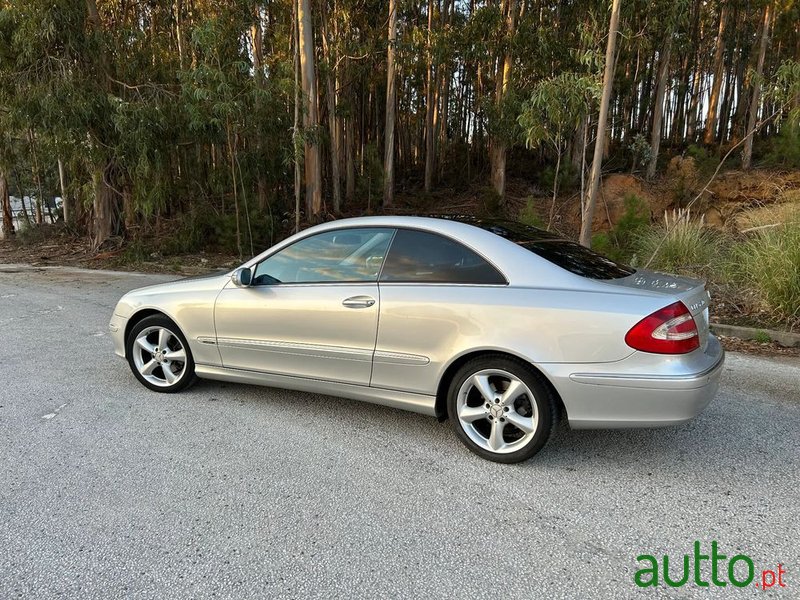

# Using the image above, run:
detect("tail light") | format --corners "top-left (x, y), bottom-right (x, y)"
top-left (625, 301), bottom-right (699, 354)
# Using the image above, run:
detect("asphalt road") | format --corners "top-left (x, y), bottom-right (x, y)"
top-left (1, 265), bottom-right (799, 599)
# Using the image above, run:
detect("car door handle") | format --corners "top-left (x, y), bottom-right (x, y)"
top-left (342, 296), bottom-right (376, 308)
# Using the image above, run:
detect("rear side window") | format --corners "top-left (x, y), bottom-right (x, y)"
top-left (521, 240), bottom-right (635, 280)
top-left (380, 229), bottom-right (506, 284)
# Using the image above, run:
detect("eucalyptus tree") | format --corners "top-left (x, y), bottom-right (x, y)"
top-left (704, 1), bottom-right (729, 146)
top-left (488, 0), bottom-right (518, 201)
top-left (383, 0), bottom-right (398, 206)
top-left (580, 0), bottom-right (622, 248)
top-left (742, 2), bottom-right (774, 170)
top-left (646, 0), bottom-right (688, 180)
top-left (0, 169), bottom-right (11, 239)
top-left (519, 72), bottom-right (600, 227)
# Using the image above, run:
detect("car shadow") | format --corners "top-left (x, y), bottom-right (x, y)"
top-left (188, 379), bottom-right (780, 475)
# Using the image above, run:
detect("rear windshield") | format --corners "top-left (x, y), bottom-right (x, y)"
top-left (520, 240), bottom-right (635, 280)
top-left (433, 215), bottom-right (636, 280)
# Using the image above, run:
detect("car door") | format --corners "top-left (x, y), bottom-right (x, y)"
top-left (214, 227), bottom-right (395, 386)
top-left (371, 228), bottom-right (508, 395)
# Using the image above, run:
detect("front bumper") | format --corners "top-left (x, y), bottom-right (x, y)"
top-left (546, 335), bottom-right (725, 429)
top-left (109, 314), bottom-right (127, 358)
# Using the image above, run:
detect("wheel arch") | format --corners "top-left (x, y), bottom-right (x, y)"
top-left (434, 349), bottom-right (567, 422)
top-left (124, 308), bottom-right (180, 355)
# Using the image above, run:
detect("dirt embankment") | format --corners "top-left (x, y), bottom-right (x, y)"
top-left (579, 163), bottom-right (800, 233)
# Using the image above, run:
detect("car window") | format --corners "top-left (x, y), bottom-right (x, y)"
top-left (437, 215), bottom-right (636, 280)
top-left (253, 228), bottom-right (394, 285)
top-left (520, 240), bottom-right (635, 280)
top-left (380, 229), bottom-right (506, 284)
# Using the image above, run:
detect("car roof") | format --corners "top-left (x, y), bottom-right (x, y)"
top-left (248, 215), bottom-right (589, 289)
top-left (428, 214), bottom-right (564, 243)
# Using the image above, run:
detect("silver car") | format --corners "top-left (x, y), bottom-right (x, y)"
top-left (109, 216), bottom-right (724, 463)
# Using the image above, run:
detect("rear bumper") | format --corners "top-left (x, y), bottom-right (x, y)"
top-left (546, 335), bottom-right (725, 429)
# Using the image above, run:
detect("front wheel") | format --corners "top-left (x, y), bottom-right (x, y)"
top-left (126, 315), bottom-right (197, 393)
top-left (447, 356), bottom-right (557, 463)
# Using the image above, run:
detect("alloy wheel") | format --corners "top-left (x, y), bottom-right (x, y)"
top-left (131, 326), bottom-right (188, 388)
top-left (455, 369), bottom-right (539, 454)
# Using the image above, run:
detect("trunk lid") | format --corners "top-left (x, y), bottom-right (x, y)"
top-left (606, 269), bottom-right (711, 350)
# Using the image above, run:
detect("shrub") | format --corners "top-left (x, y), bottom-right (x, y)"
top-left (666, 156), bottom-right (700, 205)
top-left (762, 123), bottom-right (800, 169)
top-left (479, 187), bottom-right (503, 216)
top-left (591, 193), bottom-right (650, 263)
top-left (160, 205), bottom-right (276, 257)
top-left (120, 239), bottom-right (151, 263)
top-left (591, 231), bottom-right (618, 261)
top-left (628, 134), bottom-right (651, 174)
top-left (537, 162), bottom-right (577, 194)
top-left (753, 330), bottom-right (772, 344)
top-left (731, 220), bottom-right (800, 323)
top-left (518, 197), bottom-right (545, 228)
top-left (15, 221), bottom-right (48, 245)
top-left (633, 209), bottom-right (719, 278)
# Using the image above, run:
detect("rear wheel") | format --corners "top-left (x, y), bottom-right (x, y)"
top-left (447, 356), bottom-right (557, 463)
top-left (126, 315), bottom-right (197, 393)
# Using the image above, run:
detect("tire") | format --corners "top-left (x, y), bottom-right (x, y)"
top-left (126, 314), bottom-right (197, 393)
top-left (446, 355), bottom-right (558, 463)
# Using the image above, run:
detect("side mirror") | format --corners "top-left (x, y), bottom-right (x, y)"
top-left (231, 267), bottom-right (252, 287)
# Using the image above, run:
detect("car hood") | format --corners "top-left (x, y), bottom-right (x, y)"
top-left (113, 271), bottom-right (231, 318)
top-left (125, 270), bottom-right (230, 295)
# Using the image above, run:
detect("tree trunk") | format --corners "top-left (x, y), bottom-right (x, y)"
top-left (703, 1), bottom-right (728, 145)
top-left (647, 37), bottom-right (672, 180)
top-left (320, 1), bottom-right (342, 213)
top-left (437, 0), bottom-right (451, 179)
top-left (718, 65), bottom-right (733, 143)
top-left (251, 1), bottom-right (269, 211)
top-left (122, 187), bottom-right (135, 233)
top-left (292, 0), bottom-right (302, 231)
top-left (423, 0), bottom-right (436, 192)
top-left (636, 54), bottom-right (655, 134)
top-left (27, 130), bottom-right (44, 225)
top-left (730, 42), bottom-right (749, 143)
top-left (251, 2), bottom-right (264, 78)
top-left (672, 0), bottom-right (699, 143)
top-left (548, 137), bottom-right (562, 229)
top-left (489, 0), bottom-right (517, 201)
top-left (686, 53), bottom-right (703, 142)
top-left (571, 115), bottom-right (587, 174)
top-left (297, 0), bottom-right (322, 218)
top-left (226, 124), bottom-right (243, 258)
top-left (579, 0), bottom-right (621, 248)
top-left (0, 171), bottom-right (13, 239)
top-left (86, 0), bottom-right (118, 244)
top-left (383, 0), bottom-right (398, 207)
top-left (174, 0), bottom-right (186, 69)
top-left (57, 158), bottom-right (70, 226)
top-left (438, 67), bottom-right (450, 179)
top-left (13, 170), bottom-right (30, 227)
top-left (742, 3), bottom-right (772, 170)
top-left (92, 165), bottom-right (113, 249)
top-left (345, 117), bottom-right (355, 202)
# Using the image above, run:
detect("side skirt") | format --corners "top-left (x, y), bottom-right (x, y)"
top-left (194, 364), bottom-right (437, 417)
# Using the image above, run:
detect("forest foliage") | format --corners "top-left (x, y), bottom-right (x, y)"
top-left (0, 0), bottom-right (799, 255)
